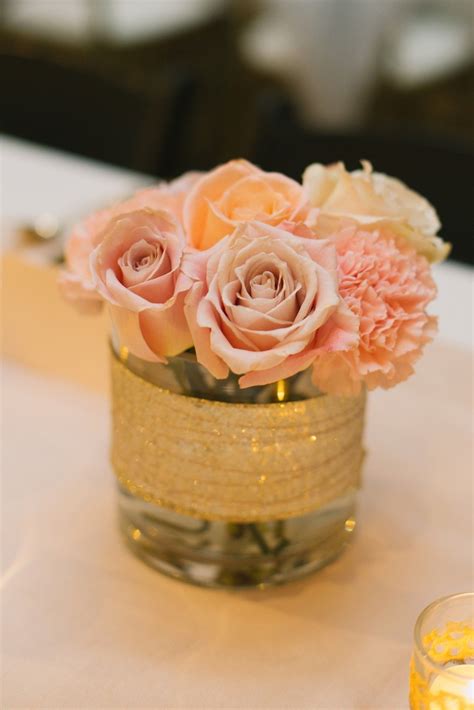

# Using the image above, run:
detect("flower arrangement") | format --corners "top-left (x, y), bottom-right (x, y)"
top-left (59, 159), bottom-right (451, 586)
top-left (60, 159), bottom-right (449, 396)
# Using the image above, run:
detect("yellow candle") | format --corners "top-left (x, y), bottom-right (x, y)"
top-left (430, 664), bottom-right (474, 710)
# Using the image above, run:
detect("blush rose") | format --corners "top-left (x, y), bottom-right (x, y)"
top-left (90, 208), bottom-right (198, 361)
top-left (59, 172), bottom-right (201, 312)
top-left (185, 221), bottom-right (358, 387)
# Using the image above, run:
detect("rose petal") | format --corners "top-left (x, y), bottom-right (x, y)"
top-left (139, 291), bottom-right (193, 358)
top-left (184, 283), bottom-right (229, 379)
top-left (119, 239), bottom-right (169, 287)
top-left (109, 305), bottom-right (163, 362)
top-left (58, 271), bottom-right (103, 314)
top-left (239, 346), bottom-right (318, 388)
top-left (130, 271), bottom-right (176, 303)
top-left (184, 161), bottom-right (253, 249)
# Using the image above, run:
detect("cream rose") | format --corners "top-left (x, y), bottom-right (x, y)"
top-left (59, 172), bottom-right (201, 312)
top-left (303, 161), bottom-right (450, 263)
top-left (183, 159), bottom-right (313, 251)
top-left (90, 208), bottom-right (198, 361)
top-left (185, 221), bottom-right (358, 387)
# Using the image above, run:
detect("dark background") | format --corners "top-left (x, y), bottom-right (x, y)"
top-left (1, 0), bottom-right (472, 263)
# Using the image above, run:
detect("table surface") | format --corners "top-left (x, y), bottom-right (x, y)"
top-left (1, 135), bottom-right (473, 710)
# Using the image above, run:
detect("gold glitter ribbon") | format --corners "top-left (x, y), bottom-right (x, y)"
top-left (111, 354), bottom-right (366, 522)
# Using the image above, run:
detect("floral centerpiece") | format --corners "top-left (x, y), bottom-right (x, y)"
top-left (60, 159), bottom-right (449, 588)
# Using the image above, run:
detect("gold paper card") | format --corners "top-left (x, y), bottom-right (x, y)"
top-left (111, 354), bottom-right (366, 522)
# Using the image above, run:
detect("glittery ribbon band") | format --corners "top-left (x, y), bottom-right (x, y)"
top-left (110, 355), bottom-right (366, 522)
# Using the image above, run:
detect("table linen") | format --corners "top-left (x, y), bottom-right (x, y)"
top-left (1, 136), bottom-right (472, 709)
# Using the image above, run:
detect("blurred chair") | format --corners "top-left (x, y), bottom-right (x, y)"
top-left (0, 5), bottom-right (280, 178)
top-left (252, 92), bottom-right (474, 265)
top-left (0, 48), bottom-right (194, 175)
top-left (102, 9), bottom-right (272, 175)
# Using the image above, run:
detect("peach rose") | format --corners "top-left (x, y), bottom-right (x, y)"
top-left (183, 159), bottom-right (313, 250)
top-left (90, 208), bottom-right (198, 361)
top-left (59, 172), bottom-right (201, 312)
top-left (312, 224), bottom-right (437, 395)
top-left (185, 221), bottom-right (358, 387)
top-left (303, 161), bottom-right (450, 263)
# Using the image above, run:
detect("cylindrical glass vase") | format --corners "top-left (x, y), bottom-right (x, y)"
top-left (110, 345), bottom-right (366, 588)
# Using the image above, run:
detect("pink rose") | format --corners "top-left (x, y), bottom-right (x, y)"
top-left (59, 172), bottom-right (201, 311)
top-left (312, 225), bottom-right (437, 395)
top-left (185, 221), bottom-right (358, 387)
top-left (90, 208), bottom-right (197, 361)
top-left (303, 161), bottom-right (450, 263)
top-left (59, 206), bottom-right (117, 314)
top-left (183, 160), bottom-right (313, 251)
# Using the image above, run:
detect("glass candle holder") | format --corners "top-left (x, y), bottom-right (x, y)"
top-left (410, 592), bottom-right (474, 709)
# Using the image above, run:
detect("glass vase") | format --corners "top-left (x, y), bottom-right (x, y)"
top-left (110, 344), bottom-right (366, 589)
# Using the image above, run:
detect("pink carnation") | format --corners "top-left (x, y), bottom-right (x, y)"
top-left (312, 225), bottom-right (437, 395)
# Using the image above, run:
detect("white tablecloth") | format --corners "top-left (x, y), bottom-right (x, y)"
top-left (1, 136), bottom-right (473, 709)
